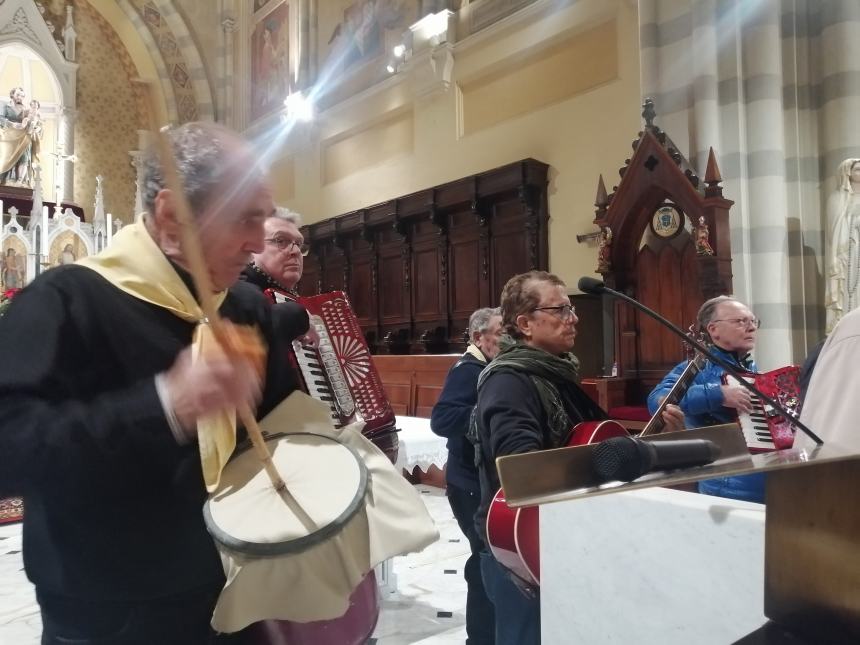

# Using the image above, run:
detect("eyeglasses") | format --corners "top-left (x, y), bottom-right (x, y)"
top-left (533, 304), bottom-right (576, 320)
top-left (712, 317), bottom-right (761, 329)
top-left (264, 237), bottom-right (310, 256)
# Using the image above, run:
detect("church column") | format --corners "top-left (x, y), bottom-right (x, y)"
top-left (129, 151), bottom-right (143, 217)
top-left (220, 3), bottom-right (238, 126)
top-left (58, 106), bottom-right (77, 204)
top-left (129, 129), bottom-right (148, 218)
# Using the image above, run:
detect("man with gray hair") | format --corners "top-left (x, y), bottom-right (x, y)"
top-left (241, 206), bottom-right (317, 346)
top-left (242, 206), bottom-right (306, 297)
top-left (431, 306), bottom-right (503, 645)
top-left (0, 121), bottom-right (299, 643)
top-left (648, 294), bottom-right (765, 503)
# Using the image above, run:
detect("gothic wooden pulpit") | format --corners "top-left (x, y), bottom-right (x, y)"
top-left (583, 99), bottom-right (734, 423)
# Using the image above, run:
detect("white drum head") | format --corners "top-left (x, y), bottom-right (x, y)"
top-left (204, 432), bottom-right (367, 556)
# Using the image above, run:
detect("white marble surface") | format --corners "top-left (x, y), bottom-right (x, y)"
top-left (394, 416), bottom-right (448, 473)
top-left (541, 487), bottom-right (766, 644)
top-left (0, 522), bottom-right (40, 643)
top-left (0, 485), bottom-right (467, 645)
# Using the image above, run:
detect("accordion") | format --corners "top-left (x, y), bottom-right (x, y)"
top-left (723, 366), bottom-right (801, 453)
top-left (265, 288), bottom-right (398, 463)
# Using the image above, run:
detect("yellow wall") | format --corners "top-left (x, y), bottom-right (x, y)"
top-left (73, 0), bottom-right (144, 220)
top-left (267, 0), bottom-right (641, 291)
top-left (174, 0), bottom-right (221, 92)
top-left (86, 0), bottom-right (168, 124)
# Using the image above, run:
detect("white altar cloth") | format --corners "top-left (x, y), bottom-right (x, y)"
top-left (393, 416), bottom-right (448, 473)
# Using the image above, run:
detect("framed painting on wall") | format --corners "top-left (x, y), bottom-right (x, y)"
top-left (1, 238), bottom-right (26, 291)
top-left (251, 1), bottom-right (290, 122)
top-left (339, 0), bottom-right (384, 69)
top-left (49, 231), bottom-right (88, 268)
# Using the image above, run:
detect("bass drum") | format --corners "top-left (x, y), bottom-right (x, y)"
top-left (204, 431), bottom-right (380, 643)
top-left (246, 570), bottom-right (380, 645)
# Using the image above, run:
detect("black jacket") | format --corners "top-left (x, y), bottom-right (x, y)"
top-left (430, 351), bottom-right (486, 492)
top-left (239, 265), bottom-right (310, 342)
top-left (474, 370), bottom-right (605, 545)
top-left (0, 265), bottom-right (298, 601)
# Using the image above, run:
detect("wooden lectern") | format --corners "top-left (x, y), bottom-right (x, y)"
top-left (496, 426), bottom-right (860, 643)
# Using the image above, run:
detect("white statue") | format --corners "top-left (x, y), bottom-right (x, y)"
top-left (826, 158), bottom-right (860, 332)
top-left (63, 5), bottom-right (77, 63)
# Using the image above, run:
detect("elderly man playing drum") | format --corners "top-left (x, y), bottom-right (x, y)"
top-left (0, 122), bottom-right (298, 644)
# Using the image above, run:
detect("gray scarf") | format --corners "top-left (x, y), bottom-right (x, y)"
top-left (477, 337), bottom-right (582, 448)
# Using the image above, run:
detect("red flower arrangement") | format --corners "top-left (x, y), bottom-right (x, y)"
top-left (0, 287), bottom-right (21, 315)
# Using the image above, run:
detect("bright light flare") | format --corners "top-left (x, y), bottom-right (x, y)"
top-left (283, 92), bottom-right (314, 122)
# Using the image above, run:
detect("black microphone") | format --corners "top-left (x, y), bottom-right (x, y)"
top-left (577, 276), bottom-right (606, 295)
top-left (576, 276), bottom-right (822, 446)
top-left (592, 436), bottom-right (721, 483)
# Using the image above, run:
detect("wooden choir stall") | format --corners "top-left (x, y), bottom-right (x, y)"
top-left (297, 158), bottom-right (551, 481)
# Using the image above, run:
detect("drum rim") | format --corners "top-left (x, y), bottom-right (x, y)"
top-left (203, 432), bottom-right (368, 557)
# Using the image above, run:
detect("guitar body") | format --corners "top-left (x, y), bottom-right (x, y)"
top-left (486, 420), bottom-right (629, 586)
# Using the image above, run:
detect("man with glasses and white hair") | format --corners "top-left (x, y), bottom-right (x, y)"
top-left (431, 306), bottom-right (503, 645)
top-left (241, 207), bottom-right (318, 345)
top-left (473, 271), bottom-right (684, 644)
top-left (648, 295), bottom-right (765, 503)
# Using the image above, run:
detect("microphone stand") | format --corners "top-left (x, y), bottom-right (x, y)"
top-left (579, 278), bottom-right (823, 445)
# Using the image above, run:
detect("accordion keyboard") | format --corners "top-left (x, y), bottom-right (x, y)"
top-left (735, 381), bottom-right (776, 452)
top-left (293, 316), bottom-right (355, 427)
top-left (726, 366), bottom-right (800, 453)
top-left (264, 288), bottom-right (398, 461)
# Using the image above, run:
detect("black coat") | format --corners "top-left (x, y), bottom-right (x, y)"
top-left (430, 351), bottom-right (485, 492)
top-left (0, 265), bottom-right (298, 602)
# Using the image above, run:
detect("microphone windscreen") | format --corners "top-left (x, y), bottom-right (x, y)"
top-left (578, 276), bottom-right (605, 294)
top-left (591, 436), bottom-right (651, 483)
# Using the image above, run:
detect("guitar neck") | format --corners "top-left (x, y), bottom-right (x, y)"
top-left (639, 353), bottom-right (706, 436)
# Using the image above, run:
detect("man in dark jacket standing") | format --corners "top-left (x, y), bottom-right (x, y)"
top-left (431, 306), bottom-right (502, 645)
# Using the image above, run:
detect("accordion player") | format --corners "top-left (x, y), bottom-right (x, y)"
top-left (252, 279), bottom-right (399, 464)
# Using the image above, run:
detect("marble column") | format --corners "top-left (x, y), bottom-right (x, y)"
top-left (220, 9), bottom-right (238, 126)
top-left (58, 106), bottom-right (77, 204)
top-left (129, 129), bottom-right (149, 217)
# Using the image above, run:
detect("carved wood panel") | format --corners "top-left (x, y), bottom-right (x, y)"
top-left (590, 101), bottom-right (734, 411)
top-left (300, 159), bottom-right (549, 354)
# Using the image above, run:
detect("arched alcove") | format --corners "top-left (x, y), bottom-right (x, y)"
top-left (0, 1), bottom-right (77, 203)
top-left (0, 42), bottom-right (64, 198)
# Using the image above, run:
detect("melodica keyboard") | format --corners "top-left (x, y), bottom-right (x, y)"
top-left (724, 367), bottom-right (800, 453)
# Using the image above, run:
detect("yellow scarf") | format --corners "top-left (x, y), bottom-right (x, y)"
top-left (78, 220), bottom-right (236, 491)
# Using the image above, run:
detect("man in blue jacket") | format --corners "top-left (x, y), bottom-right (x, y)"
top-left (431, 307), bottom-right (502, 645)
top-left (648, 295), bottom-right (765, 502)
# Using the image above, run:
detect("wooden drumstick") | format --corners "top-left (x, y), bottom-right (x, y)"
top-left (140, 83), bottom-right (286, 492)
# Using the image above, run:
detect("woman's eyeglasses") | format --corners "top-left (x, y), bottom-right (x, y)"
top-left (264, 237), bottom-right (310, 256)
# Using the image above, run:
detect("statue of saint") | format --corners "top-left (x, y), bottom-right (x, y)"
top-left (826, 158), bottom-right (860, 332)
top-left (597, 226), bottom-right (612, 272)
top-left (695, 216), bottom-right (714, 256)
top-left (0, 87), bottom-right (43, 187)
top-left (59, 243), bottom-right (76, 265)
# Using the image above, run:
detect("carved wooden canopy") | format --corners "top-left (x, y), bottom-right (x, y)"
top-left (592, 99), bottom-right (734, 392)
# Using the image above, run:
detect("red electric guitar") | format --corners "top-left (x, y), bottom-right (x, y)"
top-left (486, 351), bottom-right (707, 587)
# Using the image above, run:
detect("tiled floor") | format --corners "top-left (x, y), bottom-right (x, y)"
top-left (0, 485), bottom-right (468, 644)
